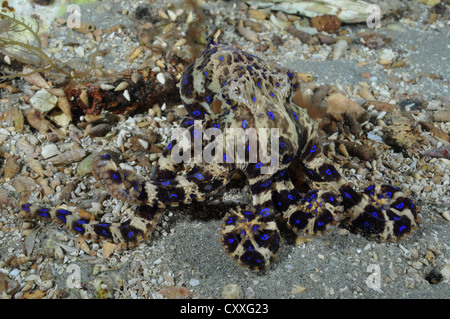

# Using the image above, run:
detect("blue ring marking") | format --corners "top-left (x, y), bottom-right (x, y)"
top-left (204, 71), bottom-right (208, 76)
top-left (194, 173), bottom-right (203, 180)
top-left (280, 142), bottom-right (285, 148)
top-left (219, 56), bottom-right (224, 61)
top-left (364, 221), bottom-right (371, 228)
top-left (386, 191), bottom-right (392, 198)
top-left (193, 130), bottom-right (200, 138)
top-left (213, 123), bottom-right (220, 130)
top-left (242, 119), bottom-right (247, 129)
top-left (223, 155), bottom-right (229, 162)
top-left (169, 194), bottom-right (178, 198)
top-left (166, 142), bottom-right (173, 150)
top-left (268, 111), bottom-right (274, 119)
top-left (260, 234), bottom-right (269, 241)
top-left (192, 110), bottom-right (201, 116)
top-left (372, 212), bottom-right (379, 218)
top-left (255, 162), bottom-right (263, 168)
top-left (205, 96), bottom-right (211, 104)
top-left (287, 72), bottom-right (293, 77)
top-left (112, 173), bottom-right (119, 180)
top-left (276, 83), bottom-right (280, 87)
top-left (317, 221), bottom-right (324, 226)
top-left (128, 231), bottom-right (134, 239)
top-left (329, 196), bottom-right (334, 202)
top-left (288, 194), bottom-right (296, 200)
top-left (58, 215), bottom-right (66, 223)
top-left (310, 145), bottom-right (317, 153)
top-left (325, 169), bottom-right (331, 175)
top-left (292, 112), bottom-right (298, 120)
top-left (228, 238), bottom-right (234, 243)
top-left (396, 202), bottom-right (404, 210)
top-left (260, 208), bottom-right (271, 217)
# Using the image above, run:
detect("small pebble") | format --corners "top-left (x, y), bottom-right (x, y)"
top-left (221, 283), bottom-right (242, 299)
top-left (156, 73), bottom-right (165, 85)
top-left (189, 278), bottom-right (199, 287)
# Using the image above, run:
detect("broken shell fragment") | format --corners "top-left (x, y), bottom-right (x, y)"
top-left (30, 89), bottom-right (58, 113)
top-left (114, 81), bottom-right (130, 92)
top-left (41, 144), bottom-right (60, 159)
top-left (45, 148), bottom-right (87, 164)
top-left (23, 67), bottom-right (49, 89)
top-left (25, 157), bottom-right (44, 177)
top-left (4, 155), bottom-right (21, 179)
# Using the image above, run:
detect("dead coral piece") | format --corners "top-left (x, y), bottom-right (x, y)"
top-left (422, 144), bottom-right (450, 159)
top-left (337, 141), bottom-right (376, 161)
top-left (237, 20), bottom-right (259, 43)
top-left (420, 122), bottom-right (449, 142)
top-left (65, 71), bottom-right (179, 115)
top-left (311, 15), bottom-right (341, 32)
top-left (358, 32), bottom-right (392, 49)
